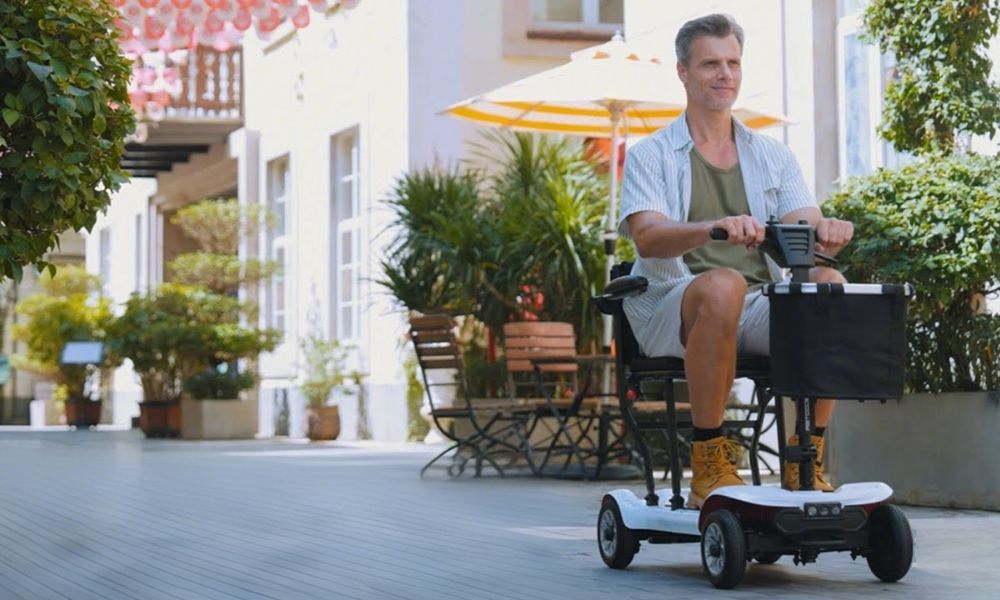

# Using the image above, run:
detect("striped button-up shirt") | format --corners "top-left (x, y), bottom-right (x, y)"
top-left (618, 113), bottom-right (817, 347)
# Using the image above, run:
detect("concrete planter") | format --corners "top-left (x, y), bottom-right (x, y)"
top-left (827, 391), bottom-right (1000, 510)
top-left (181, 397), bottom-right (258, 440)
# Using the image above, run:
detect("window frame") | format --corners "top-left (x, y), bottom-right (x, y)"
top-left (329, 127), bottom-right (363, 345)
top-left (266, 155), bottom-right (291, 333)
top-left (529, 0), bottom-right (622, 32)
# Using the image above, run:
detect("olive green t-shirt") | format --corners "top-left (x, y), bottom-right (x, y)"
top-left (683, 147), bottom-right (772, 290)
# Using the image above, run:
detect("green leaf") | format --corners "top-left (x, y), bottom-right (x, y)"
top-left (66, 85), bottom-right (88, 97)
top-left (65, 151), bottom-right (88, 163)
top-left (55, 96), bottom-right (75, 112)
top-left (2, 108), bottom-right (19, 126)
top-left (26, 60), bottom-right (52, 80)
top-left (92, 114), bottom-right (106, 135)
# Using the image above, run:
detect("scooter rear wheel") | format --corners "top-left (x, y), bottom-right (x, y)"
top-left (597, 497), bottom-right (639, 569)
top-left (701, 509), bottom-right (747, 589)
top-left (866, 504), bottom-right (913, 582)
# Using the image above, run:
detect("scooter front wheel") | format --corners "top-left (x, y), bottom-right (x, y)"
top-left (866, 504), bottom-right (913, 582)
top-left (701, 509), bottom-right (747, 589)
top-left (597, 496), bottom-right (639, 569)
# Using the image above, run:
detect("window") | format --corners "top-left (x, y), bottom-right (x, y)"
top-left (99, 228), bottom-right (111, 297)
top-left (835, 2), bottom-right (911, 179)
top-left (267, 156), bottom-right (290, 332)
top-left (330, 129), bottom-right (362, 343)
top-left (531, 0), bottom-right (623, 28)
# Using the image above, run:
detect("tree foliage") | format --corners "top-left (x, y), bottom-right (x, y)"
top-left (0, 0), bottom-right (135, 280)
top-left (863, 0), bottom-right (1000, 154)
top-left (826, 153), bottom-right (1000, 391)
top-left (10, 265), bottom-right (116, 399)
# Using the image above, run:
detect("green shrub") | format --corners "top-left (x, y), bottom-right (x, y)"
top-left (183, 368), bottom-right (256, 401)
top-left (11, 265), bottom-right (116, 399)
top-left (106, 285), bottom-right (280, 403)
top-left (826, 153), bottom-right (1000, 392)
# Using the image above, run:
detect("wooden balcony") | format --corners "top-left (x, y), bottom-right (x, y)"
top-left (125, 47), bottom-right (244, 178)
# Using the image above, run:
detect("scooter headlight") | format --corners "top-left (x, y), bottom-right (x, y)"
top-left (803, 502), bottom-right (842, 520)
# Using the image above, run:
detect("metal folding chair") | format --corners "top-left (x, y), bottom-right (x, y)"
top-left (410, 315), bottom-right (536, 477)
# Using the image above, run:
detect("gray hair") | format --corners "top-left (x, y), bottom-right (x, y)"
top-left (675, 14), bottom-right (744, 66)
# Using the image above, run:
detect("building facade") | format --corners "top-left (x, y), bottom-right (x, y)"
top-left (86, 0), bottom-right (1000, 437)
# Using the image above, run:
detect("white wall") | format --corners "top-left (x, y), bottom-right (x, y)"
top-left (242, 1), bottom-right (411, 441)
top-left (86, 177), bottom-right (158, 426)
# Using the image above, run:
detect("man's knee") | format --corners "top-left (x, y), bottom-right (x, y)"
top-left (809, 266), bottom-right (847, 284)
top-left (684, 268), bottom-right (747, 326)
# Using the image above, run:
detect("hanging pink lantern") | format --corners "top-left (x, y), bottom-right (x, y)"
top-left (155, 2), bottom-right (176, 20)
top-left (233, 8), bottom-right (253, 31)
top-left (272, 0), bottom-right (294, 6)
top-left (171, 0), bottom-right (193, 8)
top-left (309, 0), bottom-right (331, 12)
top-left (292, 4), bottom-right (310, 28)
top-left (250, 2), bottom-right (271, 19)
top-left (139, 67), bottom-right (157, 86)
top-left (175, 12), bottom-right (195, 35)
top-left (121, 37), bottom-right (148, 56)
top-left (110, 0), bottom-right (129, 7)
top-left (123, 3), bottom-right (145, 26)
top-left (258, 7), bottom-right (283, 32)
top-left (340, 0), bottom-right (360, 9)
top-left (215, 0), bottom-right (238, 21)
top-left (138, 0), bottom-right (161, 8)
top-left (237, 0), bottom-right (264, 8)
top-left (162, 67), bottom-right (178, 85)
top-left (152, 90), bottom-right (171, 107)
top-left (279, 2), bottom-right (299, 19)
top-left (204, 11), bottom-right (225, 34)
top-left (186, 2), bottom-right (209, 26)
top-left (115, 18), bottom-right (135, 39)
top-left (144, 15), bottom-right (166, 40)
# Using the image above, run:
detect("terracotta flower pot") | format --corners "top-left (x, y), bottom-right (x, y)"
top-left (307, 405), bottom-right (340, 441)
top-left (65, 398), bottom-right (102, 428)
top-left (139, 401), bottom-right (182, 438)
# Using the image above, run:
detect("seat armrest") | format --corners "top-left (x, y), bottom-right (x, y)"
top-left (601, 275), bottom-right (648, 300)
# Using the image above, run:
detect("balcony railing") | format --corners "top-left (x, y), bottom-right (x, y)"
top-left (165, 46), bottom-right (242, 121)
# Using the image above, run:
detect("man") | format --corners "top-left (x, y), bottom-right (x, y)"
top-left (618, 14), bottom-right (854, 508)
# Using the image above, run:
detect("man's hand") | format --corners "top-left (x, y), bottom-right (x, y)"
top-left (815, 217), bottom-right (854, 256)
top-left (711, 215), bottom-right (765, 250)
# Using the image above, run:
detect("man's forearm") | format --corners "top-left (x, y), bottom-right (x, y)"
top-left (781, 207), bottom-right (822, 227)
top-left (630, 219), bottom-right (714, 259)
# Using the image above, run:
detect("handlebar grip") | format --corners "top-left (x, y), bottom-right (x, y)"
top-left (709, 228), bottom-right (729, 241)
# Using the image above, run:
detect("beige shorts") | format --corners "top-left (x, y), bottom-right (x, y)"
top-left (636, 280), bottom-right (771, 358)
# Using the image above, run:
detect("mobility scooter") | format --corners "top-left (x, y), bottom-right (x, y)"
top-left (593, 221), bottom-right (914, 589)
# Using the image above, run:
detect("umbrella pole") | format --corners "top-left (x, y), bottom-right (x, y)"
top-left (602, 107), bottom-right (623, 391)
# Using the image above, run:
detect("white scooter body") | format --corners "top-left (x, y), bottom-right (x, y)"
top-left (610, 482), bottom-right (893, 536)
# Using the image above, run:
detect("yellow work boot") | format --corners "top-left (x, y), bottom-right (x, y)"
top-left (783, 435), bottom-right (834, 492)
top-left (687, 436), bottom-right (746, 509)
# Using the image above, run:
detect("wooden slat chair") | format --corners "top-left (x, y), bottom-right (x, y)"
top-left (502, 321), bottom-right (614, 479)
top-left (410, 314), bottom-right (536, 477)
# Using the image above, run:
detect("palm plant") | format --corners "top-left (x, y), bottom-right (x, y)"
top-left (479, 132), bottom-right (608, 350)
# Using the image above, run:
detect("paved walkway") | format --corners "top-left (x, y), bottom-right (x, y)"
top-left (0, 430), bottom-right (997, 600)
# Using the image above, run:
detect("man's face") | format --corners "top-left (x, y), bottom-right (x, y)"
top-left (677, 34), bottom-right (742, 112)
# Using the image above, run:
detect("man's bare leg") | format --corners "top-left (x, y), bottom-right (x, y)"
top-left (680, 268), bottom-right (748, 428)
top-left (679, 268), bottom-right (748, 507)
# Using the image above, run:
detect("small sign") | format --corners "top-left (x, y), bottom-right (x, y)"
top-left (60, 341), bottom-right (104, 366)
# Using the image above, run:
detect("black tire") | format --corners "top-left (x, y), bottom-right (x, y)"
top-left (701, 509), bottom-right (747, 589)
top-left (754, 552), bottom-right (781, 565)
top-left (597, 497), bottom-right (639, 569)
top-left (866, 504), bottom-right (913, 582)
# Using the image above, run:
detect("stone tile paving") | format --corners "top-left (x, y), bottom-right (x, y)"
top-left (0, 430), bottom-right (997, 599)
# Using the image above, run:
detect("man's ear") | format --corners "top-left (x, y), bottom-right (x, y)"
top-left (676, 61), bottom-right (688, 85)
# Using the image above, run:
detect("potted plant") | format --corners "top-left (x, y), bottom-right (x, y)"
top-left (299, 331), bottom-right (364, 441)
top-left (164, 197), bottom-right (280, 438)
top-left (11, 265), bottom-right (116, 427)
top-left (106, 284), bottom-right (279, 438)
